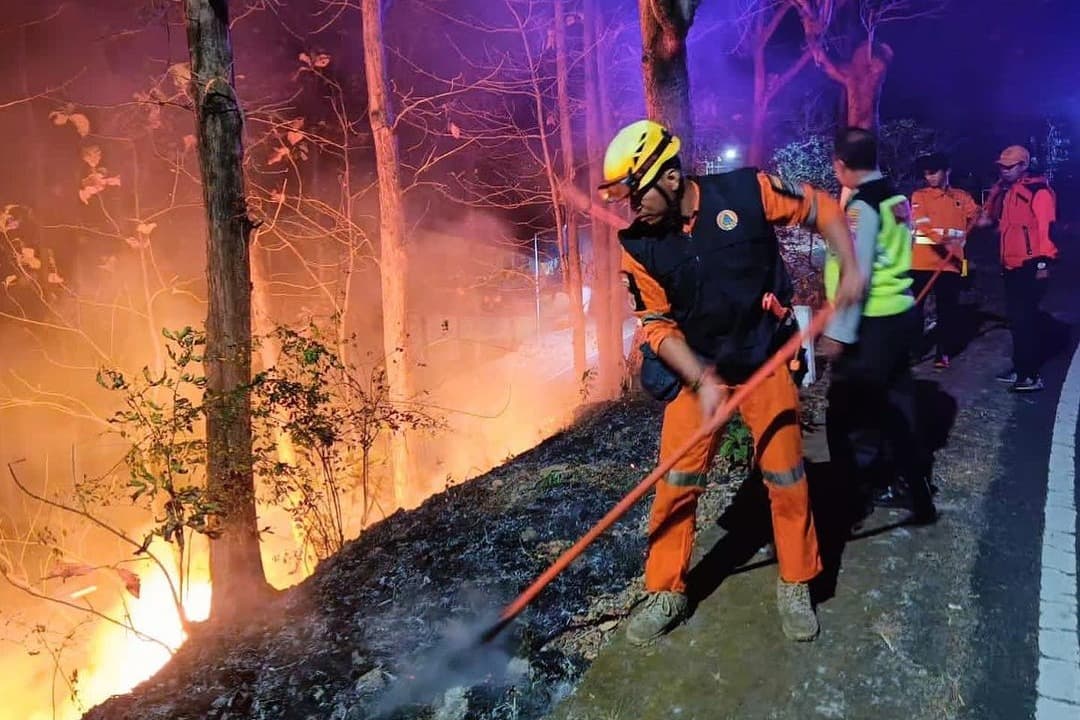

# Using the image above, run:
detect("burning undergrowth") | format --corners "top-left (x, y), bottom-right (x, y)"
top-left (82, 397), bottom-right (750, 720)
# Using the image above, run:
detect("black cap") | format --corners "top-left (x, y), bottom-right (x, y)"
top-left (916, 151), bottom-right (950, 173)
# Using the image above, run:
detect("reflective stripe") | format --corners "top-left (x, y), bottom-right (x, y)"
top-left (914, 217), bottom-right (932, 225)
top-left (914, 235), bottom-right (938, 245)
top-left (666, 470), bottom-right (708, 488)
top-left (762, 462), bottom-right (805, 487)
top-left (642, 312), bottom-right (672, 325)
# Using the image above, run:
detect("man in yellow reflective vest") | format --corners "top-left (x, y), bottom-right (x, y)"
top-left (821, 128), bottom-right (936, 524)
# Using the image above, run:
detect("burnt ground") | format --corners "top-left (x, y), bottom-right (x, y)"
top-left (82, 394), bottom-right (753, 720)
top-left (83, 232), bottom-right (1079, 720)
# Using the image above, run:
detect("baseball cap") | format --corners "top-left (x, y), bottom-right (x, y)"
top-left (996, 145), bottom-right (1030, 167)
top-left (916, 151), bottom-right (950, 173)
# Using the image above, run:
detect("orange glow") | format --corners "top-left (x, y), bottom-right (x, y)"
top-left (41, 541), bottom-right (212, 720)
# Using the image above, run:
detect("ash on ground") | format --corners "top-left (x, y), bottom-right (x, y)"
top-left (83, 396), bottom-right (756, 720)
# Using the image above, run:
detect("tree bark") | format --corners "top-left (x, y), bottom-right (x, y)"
top-left (584, 0), bottom-right (621, 399)
top-left (794, 2), bottom-right (893, 131)
top-left (638, 0), bottom-right (699, 152)
top-left (183, 0), bottom-right (269, 621)
top-left (747, 5), bottom-right (811, 166)
top-left (553, 0), bottom-right (587, 380)
top-left (360, 0), bottom-right (417, 509)
top-left (841, 40), bottom-right (892, 130)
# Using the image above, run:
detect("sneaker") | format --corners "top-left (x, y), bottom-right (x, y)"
top-left (1011, 375), bottom-right (1045, 393)
top-left (872, 478), bottom-right (938, 521)
top-left (870, 482), bottom-right (911, 510)
top-left (776, 579), bottom-right (819, 641)
top-left (933, 355), bottom-right (951, 369)
top-left (996, 368), bottom-right (1018, 384)
top-left (625, 591), bottom-right (688, 645)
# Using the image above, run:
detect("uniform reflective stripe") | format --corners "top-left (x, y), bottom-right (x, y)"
top-left (642, 312), bottom-right (672, 325)
top-left (914, 235), bottom-right (938, 245)
top-left (915, 217), bottom-right (932, 225)
top-left (762, 462), bottom-right (805, 487)
top-left (667, 470), bottom-right (708, 488)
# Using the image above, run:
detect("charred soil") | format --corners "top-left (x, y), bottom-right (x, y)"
top-left (83, 397), bottom-right (750, 720)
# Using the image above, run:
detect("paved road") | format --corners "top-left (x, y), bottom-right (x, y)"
top-left (550, 244), bottom-right (1080, 720)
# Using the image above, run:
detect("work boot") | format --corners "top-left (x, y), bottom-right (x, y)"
top-left (1011, 375), bottom-right (1044, 393)
top-left (625, 591), bottom-right (688, 645)
top-left (933, 354), bottom-right (951, 369)
top-left (996, 368), bottom-right (1018, 384)
top-left (776, 579), bottom-right (819, 641)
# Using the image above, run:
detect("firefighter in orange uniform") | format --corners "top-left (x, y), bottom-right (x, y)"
top-left (599, 120), bottom-right (862, 645)
top-left (983, 145), bottom-right (1059, 392)
top-left (910, 152), bottom-right (980, 368)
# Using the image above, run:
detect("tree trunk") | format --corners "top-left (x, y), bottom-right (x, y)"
top-left (638, 0), bottom-right (699, 152)
top-left (583, 0), bottom-right (621, 399)
top-left (183, 0), bottom-right (269, 621)
top-left (553, 0), bottom-right (587, 380)
top-left (796, 7), bottom-right (891, 131)
top-left (749, 55), bottom-right (768, 166)
top-left (596, 4), bottom-right (627, 393)
top-left (747, 6), bottom-right (811, 167)
top-left (360, 0), bottom-right (417, 509)
top-left (842, 41), bottom-right (892, 130)
top-left (250, 236), bottom-right (318, 575)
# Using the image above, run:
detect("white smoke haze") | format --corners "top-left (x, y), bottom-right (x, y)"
top-left (0, 2), bottom-right (607, 718)
top-left (369, 595), bottom-right (518, 718)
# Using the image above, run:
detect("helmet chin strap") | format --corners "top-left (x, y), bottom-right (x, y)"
top-left (654, 178), bottom-right (685, 225)
top-left (632, 175), bottom-right (684, 225)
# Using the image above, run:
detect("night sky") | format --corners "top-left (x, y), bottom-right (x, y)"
top-left (683, 0), bottom-right (1079, 189)
top-left (883, 0), bottom-right (1080, 139)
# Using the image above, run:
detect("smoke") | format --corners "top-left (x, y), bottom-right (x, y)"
top-left (369, 594), bottom-right (521, 718)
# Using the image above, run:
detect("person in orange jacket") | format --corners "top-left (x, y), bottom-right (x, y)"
top-left (598, 120), bottom-right (863, 645)
top-left (910, 152), bottom-right (980, 368)
top-left (982, 145), bottom-right (1058, 392)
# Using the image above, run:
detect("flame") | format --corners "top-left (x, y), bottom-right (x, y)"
top-left (66, 540), bottom-right (211, 718)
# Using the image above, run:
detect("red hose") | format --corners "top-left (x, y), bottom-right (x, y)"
top-left (481, 305), bottom-right (835, 642)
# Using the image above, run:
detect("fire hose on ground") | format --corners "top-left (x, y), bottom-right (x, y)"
top-left (479, 305), bottom-right (835, 643)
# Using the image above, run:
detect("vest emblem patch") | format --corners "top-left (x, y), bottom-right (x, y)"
top-left (717, 210), bottom-right (739, 231)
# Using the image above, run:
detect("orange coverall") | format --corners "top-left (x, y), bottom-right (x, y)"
top-left (622, 173), bottom-right (841, 592)
top-left (910, 186), bottom-right (980, 273)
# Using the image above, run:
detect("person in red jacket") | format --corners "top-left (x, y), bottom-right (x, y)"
top-left (983, 145), bottom-right (1058, 392)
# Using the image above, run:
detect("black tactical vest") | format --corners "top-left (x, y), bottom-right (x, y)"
top-left (620, 168), bottom-right (793, 383)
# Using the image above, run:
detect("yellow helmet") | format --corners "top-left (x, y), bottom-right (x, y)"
top-left (598, 120), bottom-right (681, 203)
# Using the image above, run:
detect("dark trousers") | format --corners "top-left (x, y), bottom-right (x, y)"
top-left (1004, 260), bottom-right (1050, 378)
top-left (910, 270), bottom-right (962, 357)
top-left (826, 308), bottom-right (933, 514)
